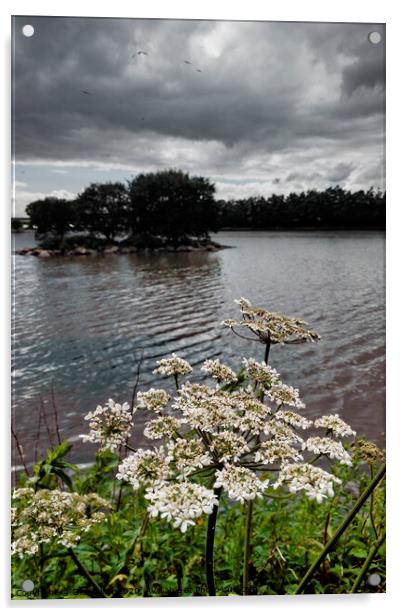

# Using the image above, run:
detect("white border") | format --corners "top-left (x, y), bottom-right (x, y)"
top-left (2, 1), bottom-right (401, 614)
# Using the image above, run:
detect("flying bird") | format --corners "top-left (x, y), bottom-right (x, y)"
top-left (184, 60), bottom-right (192, 65)
top-left (136, 50), bottom-right (148, 55)
top-left (80, 90), bottom-right (93, 96)
top-left (195, 69), bottom-right (202, 73)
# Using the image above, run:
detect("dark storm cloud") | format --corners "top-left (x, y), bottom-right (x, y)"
top-left (12, 17), bottom-right (385, 211)
top-left (327, 162), bottom-right (355, 183)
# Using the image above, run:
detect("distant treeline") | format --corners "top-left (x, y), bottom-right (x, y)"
top-left (21, 170), bottom-right (385, 249)
top-left (217, 187), bottom-right (385, 230)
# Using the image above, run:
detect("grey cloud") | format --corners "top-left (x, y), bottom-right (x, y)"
top-left (342, 54), bottom-right (385, 96)
top-left (12, 17), bottom-right (385, 202)
top-left (327, 162), bottom-right (355, 183)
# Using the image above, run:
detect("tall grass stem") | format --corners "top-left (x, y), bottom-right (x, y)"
top-left (294, 463), bottom-right (385, 594)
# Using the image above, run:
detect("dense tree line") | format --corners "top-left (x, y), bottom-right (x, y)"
top-left (217, 187), bottom-right (385, 230)
top-left (24, 172), bottom-right (385, 249)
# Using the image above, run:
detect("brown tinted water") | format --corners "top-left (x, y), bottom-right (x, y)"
top-left (12, 230), bottom-right (385, 466)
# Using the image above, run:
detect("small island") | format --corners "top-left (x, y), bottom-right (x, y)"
top-left (13, 169), bottom-right (385, 257)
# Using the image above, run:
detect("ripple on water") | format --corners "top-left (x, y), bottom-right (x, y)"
top-left (12, 230), bottom-right (385, 463)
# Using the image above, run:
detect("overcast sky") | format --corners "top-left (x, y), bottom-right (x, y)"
top-left (12, 16), bottom-right (385, 216)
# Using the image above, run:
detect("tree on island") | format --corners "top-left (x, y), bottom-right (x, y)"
top-left (127, 169), bottom-right (218, 245)
top-left (75, 182), bottom-right (130, 241)
top-left (26, 197), bottom-right (76, 243)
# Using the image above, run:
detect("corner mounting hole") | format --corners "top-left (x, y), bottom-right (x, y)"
top-left (22, 24), bottom-right (35, 38)
top-left (367, 573), bottom-right (381, 587)
top-left (21, 579), bottom-right (35, 592)
top-left (368, 31), bottom-right (381, 45)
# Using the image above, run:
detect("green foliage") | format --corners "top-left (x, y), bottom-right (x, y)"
top-left (11, 443), bottom-right (385, 599)
top-left (31, 441), bottom-right (79, 490)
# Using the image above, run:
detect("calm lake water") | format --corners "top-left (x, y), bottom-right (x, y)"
top-left (12, 230), bottom-right (385, 466)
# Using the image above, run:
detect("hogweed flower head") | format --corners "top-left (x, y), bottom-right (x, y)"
top-left (242, 358), bottom-right (280, 387)
top-left (80, 399), bottom-right (132, 452)
top-left (275, 409), bottom-right (312, 429)
top-left (145, 481), bottom-right (218, 533)
top-left (233, 398), bottom-right (270, 434)
top-left (153, 353), bottom-right (192, 377)
top-left (274, 463), bottom-right (342, 503)
top-left (255, 441), bottom-right (304, 464)
top-left (137, 388), bottom-right (170, 413)
top-left (214, 464), bottom-right (269, 502)
top-left (209, 431), bottom-right (249, 463)
top-left (166, 438), bottom-right (214, 478)
top-left (11, 488), bottom-right (109, 557)
top-left (144, 415), bottom-right (182, 440)
top-left (223, 298), bottom-right (320, 346)
top-left (263, 419), bottom-right (304, 444)
top-left (303, 437), bottom-right (352, 466)
top-left (117, 447), bottom-right (170, 489)
top-left (352, 438), bottom-right (385, 465)
top-left (314, 413), bottom-right (356, 438)
top-left (267, 383), bottom-right (305, 409)
top-left (202, 359), bottom-right (237, 384)
top-left (174, 385), bottom-right (239, 433)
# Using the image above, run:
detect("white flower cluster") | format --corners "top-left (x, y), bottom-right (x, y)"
top-left (263, 420), bottom-right (303, 444)
top-left (210, 431), bottom-right (249, 463)
top-left (255, 441), bottom-right (303, 464)
top-left (242, 358), bottom-right (280, 387)
top-left (144, 415), bottom-right (182, 440)
top-left (153, 353), bottom-right (192, 377)
top-left (145, 481), bottom-right (219, 532)
top-left (12, 488), bottom-right (108, 557)
top-left (275, 409), bottom-right (312, 429)
top-left (112, 303), bottom-right (355, 532)
top-left (137, 388), bottom-right (170, 413)
top-left (173, 383), bottom-right (240, 433)
top-left (80, 399), bottom-right (133, 452)
top-left (166, 438), bottom-right (213, 478)
top-left (222, 297), bottom-right (321, 345)
top-left (314, 413), bottom-right (356, 438)
top-left (202, 359), bottom-right (237, 383)
top-left (214, 465), bottom-right (269, 502)
top-left (233, 397), bottom-right (269, 434)
top-left (267, 384), bottom-right (305, 409)
top-left (274, 463), bottom-right (342, 503)
top-left (117, 448), bottom-right (170, 489)
top-left (303, 437), bottom-right (352, 466)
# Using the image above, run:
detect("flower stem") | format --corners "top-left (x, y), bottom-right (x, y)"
top-left (264, 339), bottom-right (271, 364)
top-left (294, 463), bottom-right (385, 594)
top-left (67, 547), bottom-right (108, 598)
top-left (242, 499), bottom-right (254, 595)
top-left (205, 486), bottom-right (222, 596)
top-left (351, 531), bottom-right (386, 593)
top-left (369, 465), bottom-right (378, 539)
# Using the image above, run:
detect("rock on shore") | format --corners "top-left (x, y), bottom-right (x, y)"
top-left (15, 242), bottom-right (229, 257)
